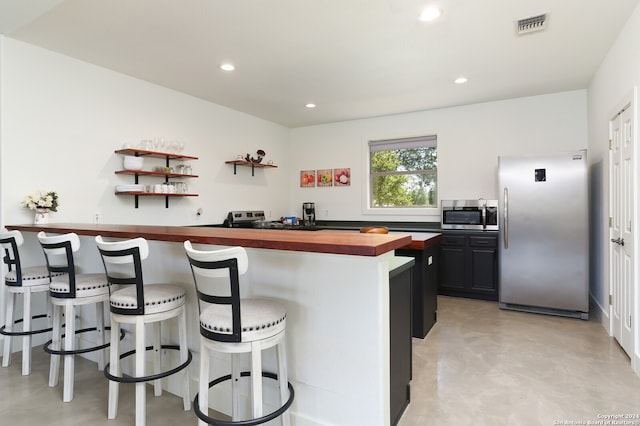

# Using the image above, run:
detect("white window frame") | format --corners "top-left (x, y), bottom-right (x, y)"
top-left (361, 135), bottom-right (440, 218)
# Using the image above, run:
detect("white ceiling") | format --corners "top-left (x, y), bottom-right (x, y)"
top-left (1, 0), bottom-right (638, 128)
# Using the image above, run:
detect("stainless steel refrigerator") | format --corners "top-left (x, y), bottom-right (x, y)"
top-left (498, 150), bottom-right (589, 320)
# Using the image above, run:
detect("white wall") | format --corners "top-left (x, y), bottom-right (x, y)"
top-left (0, 37), bottom-right (291, 228)
top-left (587, 2), bottom-right (640, 368)
top-left (289, 90), bottom-right (587, 222)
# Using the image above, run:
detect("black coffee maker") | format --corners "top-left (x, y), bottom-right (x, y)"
top-left (302, 202), bottom-right (316, 226)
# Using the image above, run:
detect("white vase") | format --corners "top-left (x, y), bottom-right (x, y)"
top-left (34, 209), bottom-right (49, 224)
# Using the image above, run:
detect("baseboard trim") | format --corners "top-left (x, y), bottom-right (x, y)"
top-left (589, 292), bottom-right (611, 335)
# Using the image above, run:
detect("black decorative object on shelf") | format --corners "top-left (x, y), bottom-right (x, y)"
top-left (245, 149), bottom-right (265, 163)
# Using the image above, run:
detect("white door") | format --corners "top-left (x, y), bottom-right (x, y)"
top-left (610, 101), bottom-right (634, 357)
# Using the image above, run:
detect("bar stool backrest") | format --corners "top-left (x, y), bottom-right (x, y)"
top-left (37, 232), bottom-right (81, 298)
top-left (184, 241), bottom-right (248, 343)
top-left (95, 236), bottom-right (149, 315)
top-left (0, 229), bottom-right (27, 286)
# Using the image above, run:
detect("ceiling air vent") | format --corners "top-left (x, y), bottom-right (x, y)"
top-left (517, 14), bottom-right (547, 35)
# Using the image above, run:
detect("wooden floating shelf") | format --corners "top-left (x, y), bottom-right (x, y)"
top-left (115, 170), bottom-right (199, 178)
top-left (115, 192), bottom-right (198, 197)
top-left (225, 160), bottom-right (277, 176)
top-left (115, 191), bottom-right (198, 208)
top-left (115, 148), bottom-right (199, 208)
top-left (115, 148), bottom-right (199, 160)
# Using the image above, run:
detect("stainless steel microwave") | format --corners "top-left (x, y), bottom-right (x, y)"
top-left (441, 199), bottom-right (499, 231)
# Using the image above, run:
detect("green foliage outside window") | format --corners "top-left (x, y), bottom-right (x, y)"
top-left (370, 142), bottom-right (437, 208)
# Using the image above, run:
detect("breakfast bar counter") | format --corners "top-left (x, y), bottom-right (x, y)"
top-left (7, 223), bottom-right (419, 426)
top-left (6, 223), bottom-right (412, 256)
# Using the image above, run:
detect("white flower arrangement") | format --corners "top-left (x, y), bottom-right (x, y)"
top-left (23, 190), bottom-right (60, 212)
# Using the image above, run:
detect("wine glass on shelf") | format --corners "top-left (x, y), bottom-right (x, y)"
top-left (138, 139), bottom-right (151, 150)
top-left (153, 137), bottom-right (165, 152)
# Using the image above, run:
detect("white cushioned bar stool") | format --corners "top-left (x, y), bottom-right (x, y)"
top-left (37, 231), bottom-right (115, 402)
top-left (1, 229), bottom-right (65, 376)
top-left (96, 236), bottom-right (191, 426)
top-left (184, 241), bottom-right (294, 426)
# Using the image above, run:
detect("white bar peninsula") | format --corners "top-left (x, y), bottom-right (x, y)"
top-left (7, 223), bottom-right (413, 425)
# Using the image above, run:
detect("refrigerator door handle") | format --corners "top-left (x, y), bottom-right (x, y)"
top-left (503, 187), bottom-right (509, 249)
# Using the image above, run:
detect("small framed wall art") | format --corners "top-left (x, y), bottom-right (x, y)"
top-left (317, 169), bottom-right (333, 187)
top-left (300, 170), bottom-right (316, 187)
top-left (333, 168), bottom-right (350, 186)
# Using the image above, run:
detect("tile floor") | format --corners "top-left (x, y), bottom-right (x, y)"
top-left (1, 296), bottom-right (639, 425)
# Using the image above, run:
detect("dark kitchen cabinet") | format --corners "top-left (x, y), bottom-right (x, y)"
top-left (389, 256), bottom-right (414, 426)
top-left (439, 231), bottom-right (498, 301)
top-left (396, 236), bottom-right (440, 339)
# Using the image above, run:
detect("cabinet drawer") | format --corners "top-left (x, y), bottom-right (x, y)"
top-left (440, 235), bottom-right (465, 246)
top-left (469, 236), bottom-right (497, 248)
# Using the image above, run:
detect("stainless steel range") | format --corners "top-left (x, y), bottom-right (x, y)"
top-left (223, 210), bottom-right (267, 227)
top-left (222, 210), bottom-right (318, 230)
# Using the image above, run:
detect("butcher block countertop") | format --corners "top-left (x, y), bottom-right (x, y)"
top-left (391, 231), bottom-right (441, 250)
top-left (6, 223), bottom-right (413, 257)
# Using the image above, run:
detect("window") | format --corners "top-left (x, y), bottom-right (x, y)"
top-left (368, 135), bottom-right (437, 208)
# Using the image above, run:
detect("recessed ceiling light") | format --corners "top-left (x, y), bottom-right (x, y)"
top-left (454, 77), bottom-right (468, 84)
top-left (305, 103), bottom-right (317, 108)
top-left (419, 6), bottom-right (441, 22)
top-left (219, 63), bottom-right (235, 71)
